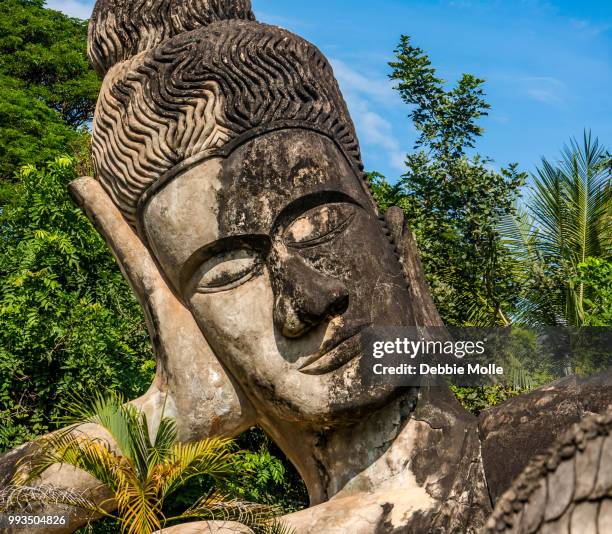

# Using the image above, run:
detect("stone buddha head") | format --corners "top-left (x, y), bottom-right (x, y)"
top-left (89, 0), bottom-right (416, 426)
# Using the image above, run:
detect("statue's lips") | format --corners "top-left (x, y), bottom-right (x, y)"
top-left (298, 325), bottom-right (367, 376)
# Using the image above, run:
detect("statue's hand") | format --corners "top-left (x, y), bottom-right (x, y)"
top-left (69, 177), bottom-right (255, 440)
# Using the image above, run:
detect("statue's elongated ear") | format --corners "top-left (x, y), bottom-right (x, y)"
top-left (69, 177), bottom-right (256, 440)
top-left (384, 206), bottom-right (444, 327)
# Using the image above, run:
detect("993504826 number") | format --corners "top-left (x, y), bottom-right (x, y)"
top-left (0, 514), bottom-right (69, 529)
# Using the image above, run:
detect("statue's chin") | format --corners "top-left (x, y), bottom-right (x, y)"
top-left (244, 361), bottom-right (411, 426)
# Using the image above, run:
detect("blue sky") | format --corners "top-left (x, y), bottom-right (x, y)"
top-left (48, 0), bottom-right (612, 181)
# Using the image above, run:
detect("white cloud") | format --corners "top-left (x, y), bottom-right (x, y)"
top-left (330, 58), bottom-right (396, 105)
top-left (520, 76), bottom-right (566, 105)
top-left (526, 88), bottom-right (562, 104)
top-left (343, 92), bottom-right (406, 173)
top-left (329, 58), bottom-right (407, 173)
top-left (45, 0), bottom-right (93, 19)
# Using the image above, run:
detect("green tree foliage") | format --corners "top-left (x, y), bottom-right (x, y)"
top-left (0, 0), bottom-right (99, 184)
top-left (373, 35), bottom-right (526, 326)
top-left (0, 157), bottom-right (154, 451)
top-left (449, 328), bottom-right (555, 415)
top-left (0, 75), bottom-right (82, 189)
top-left (228, 430), bottom-right (306, 512)
top-left (164, 428), bottom-right (308, 519)
top-left (574, 258), bottom-right (612, 326)
top-left (0, 0), bottom-right (99, 128)
top-left (449, 385), bottom-right (525, 416)
top-left (500, 132), bottom-right (611, 326)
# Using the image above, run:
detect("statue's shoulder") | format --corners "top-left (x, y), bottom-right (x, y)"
top-left (478, 373), bottom-right (612, 502)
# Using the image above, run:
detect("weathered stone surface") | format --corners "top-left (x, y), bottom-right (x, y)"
top-left (543, 458), bottom-right (573, 521)
top-left (0, 442), bottom-right (36, 487)
top-left (599, 500), bottom-right (612, 533)
top-left (520, 482), bottom-right (546, 533)
top-left (91, 20), bottom-right (362, 228)
top-left (569, 501), bottom-right (598, 534)
top-left (479, 373), bottom-right (612, 503)
top-left (574, 435), bottom-right (604, 500)
top-left (539, 512), bottom-right (569, 534)
top-left (384, 207), bottom-right (443, 328)
top-left (69, 177), bottom-right (256, 443)
top-left (593, 431), bottom-right (612, 498)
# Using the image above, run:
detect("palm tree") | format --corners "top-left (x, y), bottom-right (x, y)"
top-left (501, 131), bottom-right (611, 326)
top-left (2, 394), bottom-right (293, 534)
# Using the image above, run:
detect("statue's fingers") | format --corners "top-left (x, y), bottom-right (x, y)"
top-left (69, 177), bottom-right (255, 439)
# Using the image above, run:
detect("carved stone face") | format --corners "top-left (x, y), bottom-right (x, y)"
top-left (142, 129), bottom-right (414, 423)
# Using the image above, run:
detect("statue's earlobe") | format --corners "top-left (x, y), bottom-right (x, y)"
top-left (69, 177), bottom-right (256, 441)
top-left (383, 206), bottom-right (444, 327)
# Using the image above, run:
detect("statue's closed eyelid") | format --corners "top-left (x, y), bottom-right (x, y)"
top-left (179, 235), bottom-right (270, 295)
top-left (190, 249), bottom-right (263, 295)
top-left (284, 203), bottom-right (357, 249)
top-left (271, 190), bottom-right (363, 234)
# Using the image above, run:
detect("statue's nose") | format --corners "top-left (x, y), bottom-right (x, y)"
top-left (270, 252), bottom-right (349, 339)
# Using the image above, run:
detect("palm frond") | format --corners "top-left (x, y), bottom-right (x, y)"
top-left (11, 394), bottom-right (288, 534)
top-left (0, 484), bottom-right (104, 517)
top-left (170, 490), bottom-right (278, 531)
top-left (498, 208), bottom-right (539, 265)
top-left (159, 438), bottom-right (235, 499)
top-left (558, 132), bottom-right (610, 262)
top-left (61, 392), bottom-right (143, 469)
top-left (13, 431), bottom-right (125, 493)
top-left (259, 521), bottom-right (298, 534)
top-left (500, 130), bottom-right (611, 326)
top-left (146, 416), bottom-right (178, 471)
top-left (116, 483), bottom-right (162, 534)
top-left (125, 409), bottom-right (155, 483)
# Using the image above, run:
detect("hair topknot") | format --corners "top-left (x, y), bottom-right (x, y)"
top-left (92, 20), bottom-right (363, 227)
top-left (88, 0), bottom-right (256, 76)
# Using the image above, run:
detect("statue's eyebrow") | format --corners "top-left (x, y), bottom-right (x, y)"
top-left (178, 234), bottom-right (270, 295)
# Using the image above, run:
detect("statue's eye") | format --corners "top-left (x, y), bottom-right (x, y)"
top-left (284, 203), bottom-right (356, 248)
top-left (193, 249), bottom-right (261, 293)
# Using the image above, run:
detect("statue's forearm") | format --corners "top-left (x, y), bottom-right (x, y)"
top-left (0, 423), bottom-right (116, 534)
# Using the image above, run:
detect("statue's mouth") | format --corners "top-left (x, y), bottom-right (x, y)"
top-left (298, 324), bottom-right (368, 375)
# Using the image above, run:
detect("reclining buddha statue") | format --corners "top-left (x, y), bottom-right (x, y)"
top-left (1, 1), bottom-right (611, 532)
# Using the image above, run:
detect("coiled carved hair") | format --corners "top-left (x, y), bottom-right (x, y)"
top-left (92, 20), bottom-right (363, 226)
top-left (88, 0), bottom-right (256, 76)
